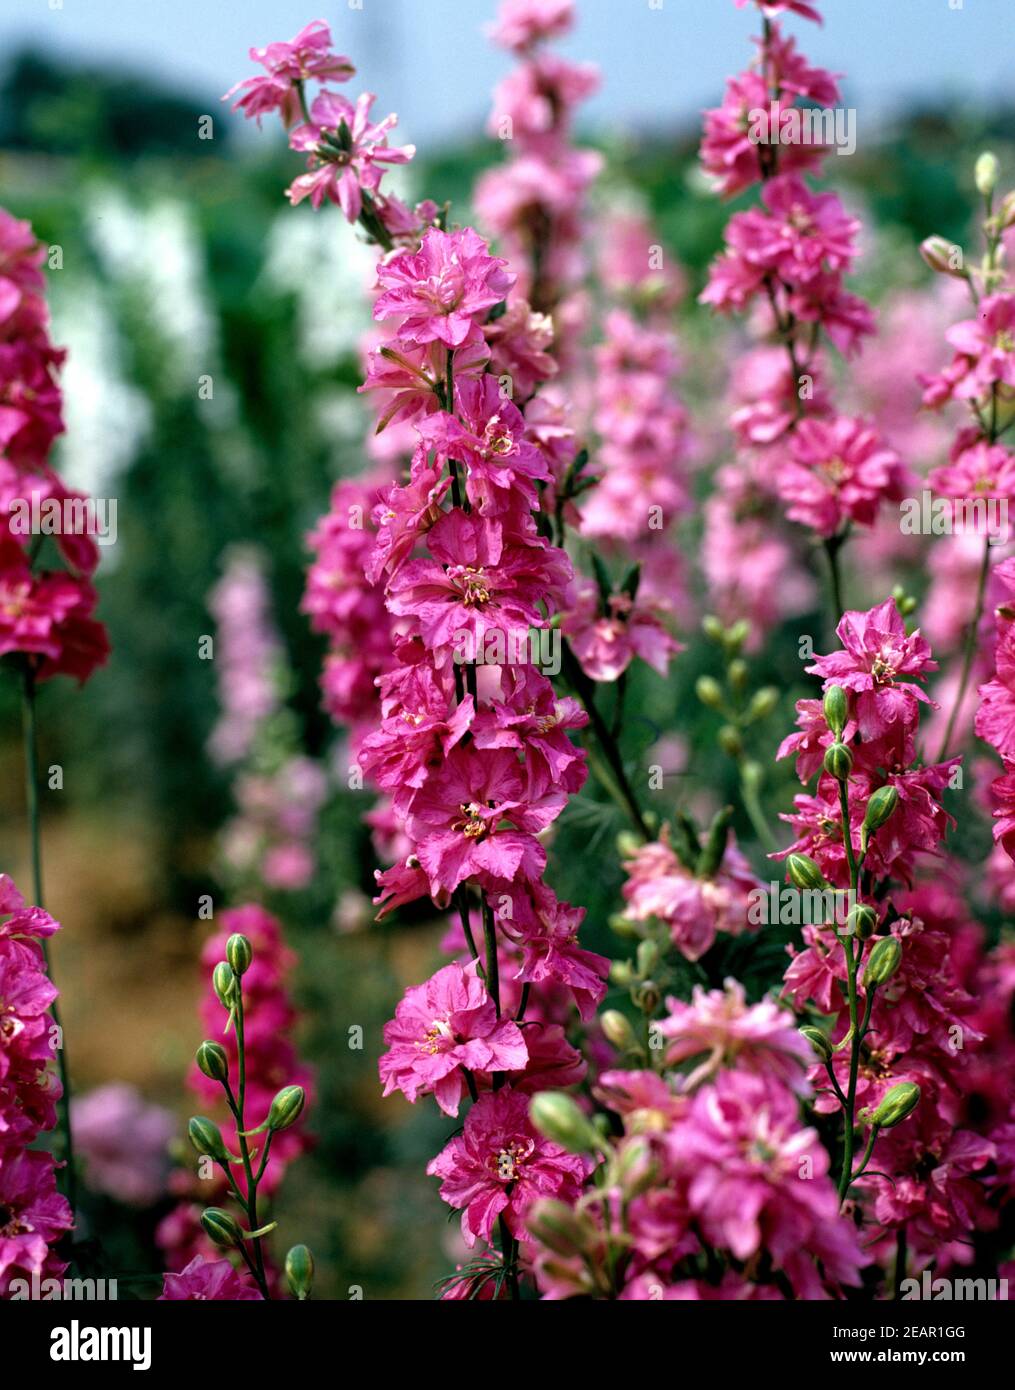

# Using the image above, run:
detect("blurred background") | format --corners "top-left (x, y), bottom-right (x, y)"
top-left (0, 0), bottom-right (1012, 1296)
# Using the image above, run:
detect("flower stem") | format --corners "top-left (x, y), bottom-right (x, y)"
top-left (835, 774), bottom-right (865, 1206)
top-left (937, 532), bottom-right (991, 761)
top-left (231, 983), bottom-right (271, 1298)
top-left (562, 642), bottom-right (650, 839)
top-left (21, 664), bottom-right (77, 1219)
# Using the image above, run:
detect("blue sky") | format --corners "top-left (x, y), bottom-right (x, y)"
top-left (1, 0), bottom-right (1010, 152)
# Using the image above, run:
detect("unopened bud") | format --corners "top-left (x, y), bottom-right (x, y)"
top-left (870, 1081), bottom-right (921, 1130)
top-left (201, 1207), bottom-right (243, 1247)
top-left (212, 961), bottom-right (236, 1009)
top-left (267, 1085), bottom-right (306, 1132)
top-left (718, 725), bottom-right (742, 758)
top-left (226, 933), bottom-right (253, 977)
top-left (919, 236), bottom-right (965, 278)
top-left (747, 687), bottom-right (779, 722)
top-left (786, 853), bottom-right (828, 893)
top-left (600, 1009), bottom-right (638, 1052)
top-left (188, 1116), bottom-right (232, 1165)
top-left (847, 903), bottom-right (878, 940)
top-left (196, 1041), bottom-right (229, 1083)
top-left (800, 1025), bottom-right (832, 1062)
top-left (636, 940), bottom-right (659, 977)
top-left (702, 614), bottom-right (725, 643)
top-left (529, 1092), bottom-right (601, 1154)
top-left (525, 1199), bottom-right (591, 1258)
top-left (862, 785), bottom-right (899, 839)
top-left (822, 685), bottom-right (848, 736)
top-left (696, 805), bottom-right (733, 878)
top-left (728, 658), bottom-right (748, 693)
top-left (285, 1244), bottom-right (315, 1300)
top-left (633, 980), bottom-right (661, 1014)
top-left (863, 935), bottom-right (902, 988)
top-left (695, 675), bottom-right (723, 711)
top-left (1000, 191), bottom-right (1015, 231)
top-left (975, 151), bottom-right (999, 198)
top-left (823, 741), bottom-right (853, 781)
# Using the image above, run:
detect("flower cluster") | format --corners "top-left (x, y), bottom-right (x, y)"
top-left (0, 207), bottom-right (109, 685)
top-left (0, 875), bottom-right (71, 1296)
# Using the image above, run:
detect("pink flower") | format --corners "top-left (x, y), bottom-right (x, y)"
top-left (224, 20), bottom-right (354, 127)
top-left (482, 298), bottom-right (557, 400)
top-left (72, 1084), bottom-right (175, 1207)
top-left (773, 414), bottom-right (908, 537)
top-left (359, 326), bottom-right (489, 433)
top-left (806, 597), bottom-right (937, 739)
top-left (159, 1254), bottom-right (263, 1300)
top-left (287, 92), bottom-right (415, 220)
top-left (734, 0), bottom-right (822, 25)
top-left (930, 440), bottom-right (1015, 510)
top-left (487, 0), bottom-right (575, 53)
top-left (407, 745), bottom-right (564, 894)
top-left (728, 176), bottom-right (859, 288)
top-left (374, 228), bottom-right (514, 348)
top-left (379, 959), bottom-right (528, 1115)
top-left (386, 508), bottom-right (570, 667)
top-left (426, 1088), bottom-right (588, 1245)
top-left (416, 374), bottom-right (550, 515)
top-left (492, 880), bottom-right (610, 1020)
top-left (976, 615), bottom-right (1015, 762)
top-left (658, 979), bottom-right (813, 1092)
top-left (563, 578), bottom-right (682, 683)
top-left (666, 1070), bottom-right (866, 1298)
top-left (925, 292), bottom-right (1015, 405)
top-left (0, 1150), bottom-right (72, 1292)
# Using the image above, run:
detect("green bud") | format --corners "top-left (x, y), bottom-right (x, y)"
top-left (870, 1081), bottom-right (921, 1130)
top-left (610, 959), bottom-right (635, 987)
top-left (201, 1207), bottom-right (243, 1247)
top-left (188, 1115), bottom-right (232, 1165)
top-left (608, 917), bottom-right (639, 944)
top-left (728, 658), bottom-right (748, 693)
top-left (695, 675), bottom-right (724, 711)
top-left (226, 933), bottom-right (253, 977)
top-left (786, 853), bottom-right (828, 893)
top-left (746, 687), bottom-right (779, 723)
top-left (636, 940), bottom-right (659, 977)
top-left (616, 830), bottom-right (642, 859)
top-left (600, 1009), bottom-right (638, 1052)
top-left (529, 1091), bottom-right (602, 1155)
top-left (702, 614), bottom-right (725, 644)
top-left (823, 741), bottom-right (853, 781)
top-left (800, 1026), bottom-right (833, 1062)
top-left (266, 1085), bottom-right (306, 1133)
top-left (633, 980), bottom-right (661, 1015)
top-left (696, 805), bottom-right (733, 878)
top-left (863, 785), bottom-right (899, 837)
top-left (196, 1041), bottom-right (229, 1083)
top-left (846, 903), bottom-right (878, 940)
top-left (212, 961), bottom-right (236, 1009)
top-left (863, 935), bottom-right (902, 988)
top-left (822, 684), bottom-right (848, 736)
top-left (725, 619), bottom-right (750, 652)
top-left (975, 151), bottom-right (999, 198)
top-left (718, 724), bottom-right (742, 758)
top-left (525, 1199), bottom-right (593, 1258)
top-left (1000, 190), bottom-right (1015, 232)
top-left (284, 1245), bottom-right (315, 1300)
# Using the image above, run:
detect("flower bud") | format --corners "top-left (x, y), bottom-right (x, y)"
top-left (870, 1081), bottom-right (920, 1130)
top-left (800, 1025), bottom-right (832, 1062)
top-left (747, 687), bottom-right (779, 723)
top-left (636, 940), bottom-right (659, 977)
top-left (975, 151), bottom-right (999, 198)
top-left (695, 675), bottom-right (724, 711)
top-left (863, 935), bottom-right (902, 988)
top-left (188, 1115), bottom-right (232, 1165)
top-left (266, 1085), bottom-right (306, 1132)
top-left (919, 236), bottom-right (965, 278)
top-left (1000, 190), bottom-right (1015, 231)
top-left (633, 980), bottom-right (661, 1015)
top-left (823, 741), bottom-right (853, 781)
top-left (196, 1041), bottom-right (229, 1083)
top-left (616, 830), bottom-right (641, 859)
top-left (717, 724), bottom-right (742, 758)
top-left (846, 903), bottom-right (878, 940)
top-left (525, 1198), bottom-right (592, 1258)
top-left (725, 619), bottom-right (750, 652)
top-left (284, 1244), bottom-right (315, 1300)
top-left (728, 658), bottom-right (748, 693)
top-left (226, 933), bottom-right (253, 977)
top-left (610, 958), bottom-right (635, 986)
top-left (862, 785), bottom-right (899, 838)
top-left (212, 961), bottom-right (236, 1009)
top-left (822, 684), bottom-right (848, 736)
top-left (529, 1091), bottom-right (601, 1154)
top-left (600, 1009), bottom-right (638, 1052)
top-left (786, 853), bottom-right (828, 892)
top-left (696, 805), bottom-right (733, 878)
top-left (702, 614), bottom-right (725, 644)
top-left (201, 1207), bottom-right (243, 1247)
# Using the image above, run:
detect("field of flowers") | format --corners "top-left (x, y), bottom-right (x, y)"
top-left (1, 0), bottom-right (1013, 1314)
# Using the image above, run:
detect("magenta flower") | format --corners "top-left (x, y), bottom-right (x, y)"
top-left (374, 228), bottom-right (515, 348)
top-left (658, 980), bottom-right (813, 1092)
top-left (563, 578), bottom-right (682, 683)
top-left (0, 1150), bottom-right (72, 1292)
top-left (407, 745), bottom-right (564, 894)
top-left (427, 1088), bottom-right (588, 1245)
top-left (734, 0), bottom-right (822, 25)
top-left (493, 880), bottom-right (610, 1020)
top-left (159, 1254), bottom-right (263, 1301)
top-left (806, 598), bottom-right (937, 739)
top-left (360, 326), bottom-right (489, 434)
top-left (773, 414), bottom-right (908, 537)
top-left (224, 20), bottom-right (354, 127)
top-left (287, 92), bottom-right (415, 220)
top-left (727, 176), bottom-right (859, 288)
top-left (379, 959), bottom-right (528, 1116)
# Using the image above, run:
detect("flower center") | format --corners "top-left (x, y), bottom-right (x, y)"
top-left (449, 566), bottom-right (491, 606)
top-left (454, 802), bottom-right (488, 839)
top-left (870, 656), bottom-right (896, 684)
top-left (820, 455), bottom-right (849, 484)
top-left (994, 329), bottom-right (1015, 354)
top-left (422, 266), bottom-right (465, 314)
top-left (489, 1139), bottom-right (533, 1182)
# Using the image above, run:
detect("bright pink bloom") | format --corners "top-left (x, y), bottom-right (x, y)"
top-left (374, 228), bottom-right (514, 348)
top-left (224, 20), bottom-right (354, 127)
top-left (563, 577), bottom-right (681, 683)
top-left (773, 414), bottom-right (908, 537)
top-left (0, 1149), bottom-right (72, 1292)
top-left (487, 0), bottom-right (575, 52)
top-left (427, 1087), bottom-right (588, 1246)
top-left (159, 1254), bottom-right (263, 1300)
top-left (379, 959), bottom-right (528, 1115)
top-left (287, 91), bottom-right (415, 220)
top-left (658, 979), bottom-right (813, 1092)
top-left (492, 880), bottom-right (609, 1020)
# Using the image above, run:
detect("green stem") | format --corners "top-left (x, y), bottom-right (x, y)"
top-left (499, 1213), bottom-right (520, 1301)
top-left (21, 665), bottom-right (77, 1220)
top-left (232, 984), bottom-right (271, 1299)
top-left (562, 643), bottom-right (649, 839)
top-left (835, 775), bottom-right (865, 1206)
